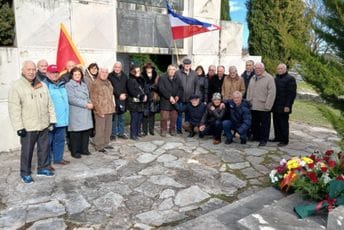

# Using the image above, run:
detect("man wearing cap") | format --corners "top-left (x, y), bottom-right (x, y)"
top-left (182, 94), bottom-right (207, 137)
top-left (176, 58), bottom-right (198, 134)
top-left (199, 92), bottom-right (225, 144)
top-left (43, 64), bottom-right (70, 167)
top-left (8, 60), bottom-right (56, 184)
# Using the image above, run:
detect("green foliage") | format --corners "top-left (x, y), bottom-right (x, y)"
top-left (221, 0), bottom-right (231, 21)
top-left (246, 0), bottom-right (311, 72)
top-left (317, 104), bottom-right (344, 137)
top-left (0, 1), bottom-right (15, 46)
top-left (315, 0), bottom-right (344, 60)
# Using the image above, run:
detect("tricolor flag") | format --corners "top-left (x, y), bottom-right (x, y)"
top-left (56, 23), bottom-right (84, 73)
top-left (166, 1), bottom-right (221, 40)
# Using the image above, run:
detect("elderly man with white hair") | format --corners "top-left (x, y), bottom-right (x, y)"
top-left (271, 63), bottom-right (297, 147)
top-left (8, 60), bottom-right (56, 184)
top-left (247, 62), bottom-right (276, 146)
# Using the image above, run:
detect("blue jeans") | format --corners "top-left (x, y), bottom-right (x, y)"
top-left (130, 111), bottom-right (143, 138)
top-left (222, 120), bottom-right (248, 142)
top-left (112, 113), bottom-right (125, 136)
top-left (176, 102), bottom-right (188, 131)
top-left (48, 126), bottom-right (66, 163)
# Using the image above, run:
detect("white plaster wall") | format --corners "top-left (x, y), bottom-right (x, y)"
top-left (220, 21), bottom-right (243, 56)
top-left (220, 55), bottom-right (261, 75)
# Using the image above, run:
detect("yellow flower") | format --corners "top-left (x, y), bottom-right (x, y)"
top-left (287, 158), bottom-right (300, 169)
top-left (302, 157), bottom-right (313, 164)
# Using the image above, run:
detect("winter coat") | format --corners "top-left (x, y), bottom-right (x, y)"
top-left (272, 72), bottom-right (297, 113)
top-left (221, 75), bottom-right (246, 100)
top-left (126, 74), bottom-right (146, 112)
top-left (43, 78), bottom-right (69, 127)
top-left (158, 74), bottom-right (183, 111)
top-left (241, 70), bottom-right (255, 98)
top-left (36, 70), bottom-right (47, 82)
top-left (208, 74), bottom-right (225, 102)
top-left (108, 71), bottom-right (128, 99)
top-left (247, 71), bottom-right (276, 111)
top-left (90, 78), bottom-right (116, 116)
top-left (200, 102), bottom-right (225, 126)
top-left (8, 76), bottom-right (56, 132)
top-left (196, 74), bottom-right (209, 103)
top-left (223, 100), bottom-right (251, 135)
top-left (142, 70), bottom-right (159, 114)
top-left (65, 79), bottom-right (93, 131)
top-left (176, 69), bottom-right (198, 102)
top-left (184, 102), bottom-right (207, 126)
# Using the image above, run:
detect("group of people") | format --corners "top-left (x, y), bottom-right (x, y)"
top-left (8, 58), bottom-right (296, 184)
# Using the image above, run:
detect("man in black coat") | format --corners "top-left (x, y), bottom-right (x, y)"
top-left (271, 63), bottom-right (297, 147)
top-left (108, 61), bottom-right (129, 140)
top-left (241, 60), bottom-right (255, 99)
top-left (208, 65), bottom-right (225, 102)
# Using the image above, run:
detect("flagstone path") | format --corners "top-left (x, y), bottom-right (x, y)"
top-left (0, 121), bottom-right (340, 229)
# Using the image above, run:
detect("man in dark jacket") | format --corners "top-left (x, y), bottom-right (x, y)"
top-left (199, 93), bottom-right (225, 145)
top-left (241, 60), bottom-right (255, 99)
top-left (222, 91), bottom-right (251, 144)
top-left (36, 59), bottom-right (48, 82)
top-left (158, 65), bottom-right (183, 137)
top-left (60, 60), bottom-right (76, 83)
top-left (175, 58), bottom-right (198, 134)
top-left (182, 94), bottom-right (207, 137)
top-left (271, 63), bottom-right (297, 147)
top-left (108, 61), bottom-right (129, 140)
top-left (208, 65), bottom-right (225, 102)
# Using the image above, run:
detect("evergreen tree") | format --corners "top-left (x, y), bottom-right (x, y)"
top-left (221, 0), bottom-right (231, 21)
top-left (0, 0), bottom-right (15, 46)
top-left (246, 0), bottom-right (311, 72)
top-left (315, 0), bottom-right (344, 61)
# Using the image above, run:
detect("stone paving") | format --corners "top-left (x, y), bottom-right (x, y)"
top-left (0, 121), bottom-right (341, 229)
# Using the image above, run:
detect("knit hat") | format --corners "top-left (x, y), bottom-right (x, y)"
top-left (212, 92), bottom-right (222, 100)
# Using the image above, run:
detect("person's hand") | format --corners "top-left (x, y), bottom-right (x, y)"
top-left (199, 125), bottom-right (205, 132)
top-left (175, 96), bottom-right (179, 102)
top-left (86, 103), bottom-right (93, 109)
top-left (284, 107), bottom-right (290, 113)
top-left (17, 129), bottom-right (27, 137)
top-left (143, 95), bottom-right (147, 102)
top-left (220, 103), bottom-right (225, 110)
top-left (119, 93), bottom-right (127, 101)
top-left (48, 123), bottom-right (56, 131)
top-left (170, 96), bottom-right (176, 104)
top-left (235, 133), bottom-right (240, 139)
top-left (99, 114), bottom-right (105, 118)
top-left (210, 106), bottom-right (215, 111)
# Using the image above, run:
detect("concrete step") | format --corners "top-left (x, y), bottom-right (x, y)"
top-left (237, 193), bottom-right (327, 230)
top-left (173, 187), bottom-right (285, 230)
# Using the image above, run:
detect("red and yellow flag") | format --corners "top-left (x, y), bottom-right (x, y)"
top-left (56, 23), bottom-right (84, 73)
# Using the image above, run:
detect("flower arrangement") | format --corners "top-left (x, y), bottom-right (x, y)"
top-left (270, 150), bottom-right (344, 218)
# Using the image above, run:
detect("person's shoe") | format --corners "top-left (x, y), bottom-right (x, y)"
top-left (225, 139), bottom-right (232, 145)
top-left (37, 169), bottom-right (55, 177)
top-left (149, 131), bottom-right (155, 136)
top-left (187, 132), bottom-right (195, 138)
top-left (258, 142), bottom-right (267, 147)
top-left (269, 138), bottom-right (280, 142)
top-left (81, 151), bottom-right (91, 155)
top-left (177, 130), bottom-right (183, 134)
top-left (98, 149), bottom-right (107, 153)
top-left (47, 165), bottom-right (55, 171)
top-left (21, 175), bottom-right (34, 184)
top-left (160, 132), bottom-right (167, 137)
top-left (71, 153), bottom-right (82, 159)
top-left (240, 139), bottom-right (247, 144)
top-left (170, 132), bottom-right (176, 136)
top-left (118, 134), bottom-right (128, 139)
top-left (213, 139), bottom-right (221, 145)
top-left (55, 160), bottom-right (70, 165)
top-left (130, 136), bottom-right (139, 140)
top-left (110, 135), bottom-right (117, 141)
top-left (138, 132), bottom-right (145, 137)
top-left (199, 133), bottom-right (204, 138)
top-left (277, 142), bottom-right (288, 147)
top-left (104, 145), bottom-right (114, 149)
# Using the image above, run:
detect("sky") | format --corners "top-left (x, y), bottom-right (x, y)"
top-left (229, 0), bottom-right (249, 48)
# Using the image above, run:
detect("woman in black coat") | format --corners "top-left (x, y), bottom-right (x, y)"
top-left (126, 65), bottom-right (147, 140)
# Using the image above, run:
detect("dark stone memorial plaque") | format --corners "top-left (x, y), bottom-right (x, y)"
top-left (118, 0), bottom-right (183, 11)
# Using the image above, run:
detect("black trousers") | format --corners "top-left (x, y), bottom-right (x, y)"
top-left (69, 129), bottom-right (91, 156)
top-left (202, 120), bottom-right (223, 140)
top-left (20, 128), bottom-right (50, 176)
top-left (130, 111), bottom-right (143, 138)
top-left (251, 110), bottom-right (271, 143)
top-left (273, 112), bottom-right (290, 144)
top-left (142, 112), bottom-right (155, 134)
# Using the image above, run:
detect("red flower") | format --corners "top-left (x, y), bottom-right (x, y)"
top-left (323, 156), bottom-right (330, 162)
top-left (308, 163), bottom-right (315, 169)
top-left (276, 165), bottom-right (286, 173)
top-left (321, 167), bottom-right (328, 173)
top-left (336, 176), bottom-right (344, 181)
top-left (328, 160), bottom-right (336, 168)
top-left (309, 154), bottom-right (316, 161)
top-left (307, 172), bottom-right (318, 183)
top-left (325, 150), bottom-right (334, 156)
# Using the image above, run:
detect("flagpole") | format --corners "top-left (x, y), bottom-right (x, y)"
top-left (173, 40), bottom-right (180, 65)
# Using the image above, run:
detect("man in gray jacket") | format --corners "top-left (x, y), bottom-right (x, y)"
top-left (8, 60), bottom-right (56, 184)
top-left (247, 62), bottom-right (276, 146)
top-left (175, 58), bottom-right (198, 134)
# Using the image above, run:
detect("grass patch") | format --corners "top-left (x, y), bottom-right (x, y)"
top-left (297, 81), bottom-right (318, 94)
top-left (290, 100), bottom-right (334, 128)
